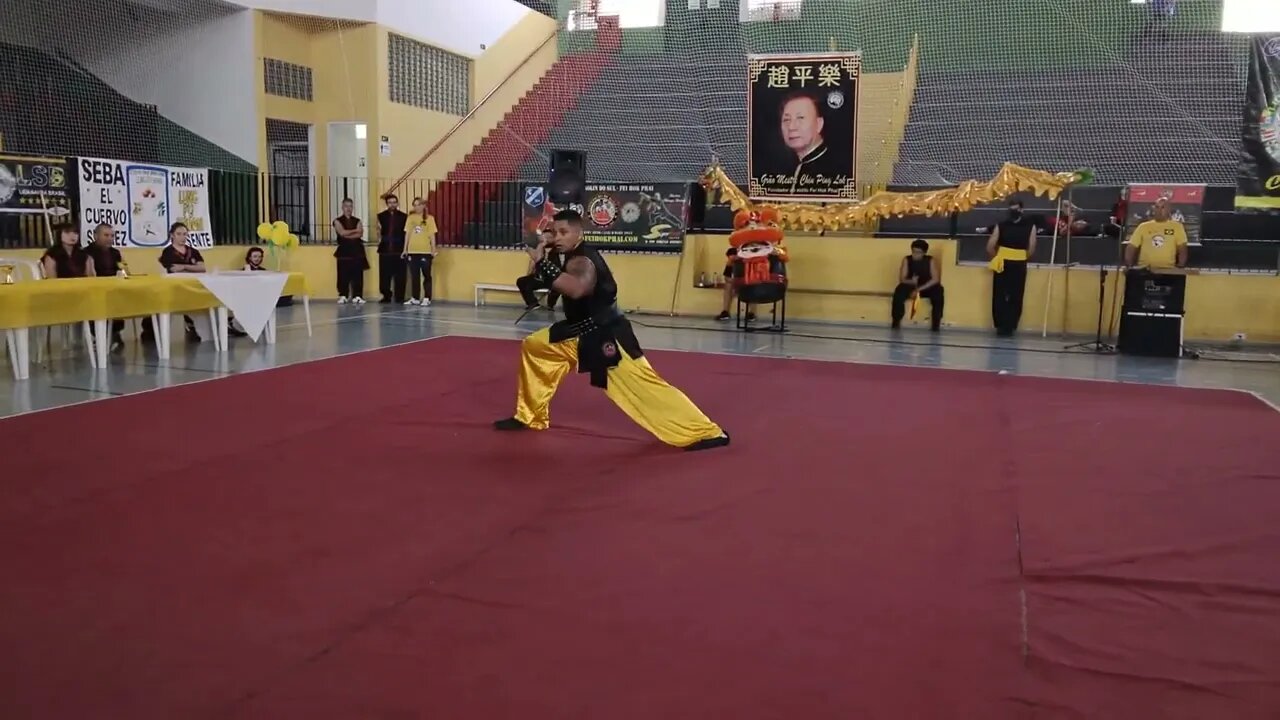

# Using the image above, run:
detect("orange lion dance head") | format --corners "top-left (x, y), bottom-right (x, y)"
top-left (727, 208), bottom-right (788, 297)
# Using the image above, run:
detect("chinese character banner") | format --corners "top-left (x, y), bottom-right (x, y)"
top-left (1236, 35), bottom-right (1280, 212)
top-left (521, 183), bottom-right (689, 253)
top-left (747, 53), bottom-right (861, 203)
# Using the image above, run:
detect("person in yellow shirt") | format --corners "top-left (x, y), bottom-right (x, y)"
top-left (1124, 197), bottom-right (1188, 269)
top-left (403, 203), bottom-right (438, 306)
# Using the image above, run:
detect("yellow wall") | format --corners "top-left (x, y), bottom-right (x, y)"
top-left (387, 11), bottom-right (559, 184)
top-left (10, 239), bottom-right (1279, 342)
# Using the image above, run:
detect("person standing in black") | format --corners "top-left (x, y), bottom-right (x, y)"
top-left (332, 198), bottom-right (368, 303)
top-left (375, 194), bottom-right (408, 303)
top-left (891, 239), bottom-right (944, 331)
top-left (84, 222), bottom-right (126, 352)
top-left (986, 200), bottom-right (1037, 337)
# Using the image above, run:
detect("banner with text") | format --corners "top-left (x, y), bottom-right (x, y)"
top-left (747, 52), bottom-right (861, 202)
top-left (0, 154), bottom-right (73, 246)
top-left (1125, 184), bottom-right (1206, 246)
top-left (1236, 35), bottom-right (1280, 211)
top-left (76, 157), bottom-right (214, 248)
top-left (521, 183), bottom-right (689, 252)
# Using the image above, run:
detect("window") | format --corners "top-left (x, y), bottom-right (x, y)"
top-left (1222, 0), bottom-right (1280, 32)
top-left (568, 0), bottom-right (664, 31)
top-left (741, 0), bottom-right (803, 22)
top-left (264, 59), bottom-right (314, 101)
top-left (387, 33), bottom-right (470, 116)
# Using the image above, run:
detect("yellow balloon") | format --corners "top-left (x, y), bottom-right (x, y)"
top-left (256, 222), bottom-right (273, 240)
top-left (272, 220), bottom-right (289, 233)
top-left (288, 233), bottom-right (300, 248)
top-left (271, 226), bottom-right (290, 246)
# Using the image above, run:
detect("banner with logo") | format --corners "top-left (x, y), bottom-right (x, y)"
top-left (1236, 35), bottom-right (1280, 211)
top-left (521, 183), bottom-right (689, 252)
top-left (747, 52), bottom-right (861, 202)
top-left (0, 154), bottom-right (73, 246)
top-left (75, 157), bottom-right (214, 248)
top-left (1124, 184), bottom-right (1206, 246)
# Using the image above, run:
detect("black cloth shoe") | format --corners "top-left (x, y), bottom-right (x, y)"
top-left (716, 311), bottom-right (730, 321)
top-left (684, 432), bottom-right (731, 452)
top-left (493, 417), bottom-right (528, 431)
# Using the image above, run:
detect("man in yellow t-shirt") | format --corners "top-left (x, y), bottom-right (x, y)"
top-left (1124, 197), bottom-right (1188, 269)
top-left (403, 206), bottom-right (438, 306)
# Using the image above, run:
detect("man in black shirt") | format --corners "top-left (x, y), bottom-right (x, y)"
top-left (986, 201), bottom-right (1038, 337)
top-left (493, 209), bottom-right (729, 451)
top-left (375, 194), bottom-right (408, 303)
top-left (84, 222), bottom-right (125, 352)
top-left (891, 239), bottom-right (944, 331)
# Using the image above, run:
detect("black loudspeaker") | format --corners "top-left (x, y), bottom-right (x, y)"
top-left (548, 150), bottom-right (586, 204)
top-left (1118, 312), bottom-right (1183, 358)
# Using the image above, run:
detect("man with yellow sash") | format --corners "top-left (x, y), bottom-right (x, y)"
top-left (986, 200), bottom-right (1037, 337)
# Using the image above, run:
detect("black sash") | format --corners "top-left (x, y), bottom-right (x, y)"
top-left (547, 305), bottom-right (643, 389)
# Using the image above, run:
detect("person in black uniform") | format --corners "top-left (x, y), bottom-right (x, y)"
top-left (333, 198), bottom-right (368, 303)
top-left (986, 201), bottom-right (1038, 337)
top-left (375, 194), bottom-right (408, 303)
top-left (494, 209), bottom-right (730, 451)
top-left (891, 239), bottom-right (944, 331)
top-left (84, 222), bottom-right (126, 352)
top-left (516, 229), bottom-right (561, 311)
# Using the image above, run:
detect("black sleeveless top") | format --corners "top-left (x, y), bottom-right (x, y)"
top-left (997, 217), bottom-right (1033, 251)
top-left (905, 255), bottom-right (932, 284)
top-left (559, 244), bottom-right (619, 323)
top-left (43, 244), bottom-right (89, 278)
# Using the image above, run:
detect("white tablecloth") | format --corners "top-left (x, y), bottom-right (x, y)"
top-left (190, 271), bottom-right (289, 341)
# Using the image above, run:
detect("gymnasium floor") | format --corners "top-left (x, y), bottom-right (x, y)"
top-left (3, 301), bottom-right (1279, 416)
top-left (2, 303), bottom-right (1278, 719)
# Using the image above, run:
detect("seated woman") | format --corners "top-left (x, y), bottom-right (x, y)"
top-left (891, 239), bottom-right (944, 331)
top-left (715, 247), bottom-right (756, 322)
top-left (140, 222), bottom-right (206, 343)
top-left (41, 223), bottom-right (93, 279)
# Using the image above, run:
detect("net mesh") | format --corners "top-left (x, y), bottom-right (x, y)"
top-left (0, 0), bottom-right (260, 173)
top-left (468, 0), bottom-right (1248, 189)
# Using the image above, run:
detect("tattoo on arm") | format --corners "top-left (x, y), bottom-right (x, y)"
top-left (563, 255), bottom-right (597, 297)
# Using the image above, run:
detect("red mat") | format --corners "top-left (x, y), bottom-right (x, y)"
top-left (1, 336), bottom-right (1278, 719)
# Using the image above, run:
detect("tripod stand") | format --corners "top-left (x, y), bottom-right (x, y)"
top-left (1064, 236), bottom-right (1122, 354)
top-left (1064, 261), bottom-right (1116, 353)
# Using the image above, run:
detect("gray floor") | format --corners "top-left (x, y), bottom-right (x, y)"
top-left (3, 302), bottom-right (1279, 418)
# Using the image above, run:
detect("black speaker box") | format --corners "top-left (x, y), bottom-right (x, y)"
top-left (548, 150), bottom-right (586, 204)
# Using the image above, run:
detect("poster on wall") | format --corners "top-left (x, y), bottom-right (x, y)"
top-left (1124, 184), bottom-right (1206, 246)
top-left (1236, 35), bottom-right (1280, 212)
top-left (747, 52), bottom-right (861, 202)
top-left (520, 183), bottom-right (689, 252)
top-left (75, 156), bottom-right (214, 248)
top-left (0, 154), bottom-right (73, 246)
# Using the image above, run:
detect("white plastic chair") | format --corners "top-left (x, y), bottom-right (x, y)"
top-left (27, 257), bottom-right (96, 365)
top-left (1, 258), bottom-right (44, 377)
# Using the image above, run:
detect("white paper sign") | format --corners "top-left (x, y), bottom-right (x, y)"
top-left (76, 157), bottom-right (215, 248)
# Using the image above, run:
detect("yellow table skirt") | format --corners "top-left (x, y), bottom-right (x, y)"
top-left (0, 272), bottom-right (309, 331)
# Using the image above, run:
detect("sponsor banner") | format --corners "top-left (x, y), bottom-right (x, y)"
top-left (1125, 184), bottom-right (1206, 246)
top-left (747, 52), bottom-right (861, 202)
top-left (0, 154), bottom-right (73, 245)
top-left (521, 183), bottom-right (689, 252)
top-left (1236, 35), bottom-right (1280, 211)
top-left (76, 157), bottom-right (214, 248)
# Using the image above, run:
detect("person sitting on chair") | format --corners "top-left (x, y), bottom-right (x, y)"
top-left (891, 239), bottom-right (944, 331)
top-left (716, 247), bottom-right (756, 322)
top-left (516, 229), bottom-right (561, 311)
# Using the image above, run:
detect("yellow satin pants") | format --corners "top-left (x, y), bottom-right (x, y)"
top-left (513, 327), bottom-right (724, 447)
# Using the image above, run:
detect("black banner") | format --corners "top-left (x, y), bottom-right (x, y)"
top-left (521, 183), bottom-right (689, 252)
top-left (0, 154), bottom-right (73, 247)
top-left (747, 53), bottom-right (860, 202)
top-left (1236, 35), bottom-right (1280, 212)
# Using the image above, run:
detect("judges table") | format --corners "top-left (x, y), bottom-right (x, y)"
top-left (1, 272), bottom-right (311, 380)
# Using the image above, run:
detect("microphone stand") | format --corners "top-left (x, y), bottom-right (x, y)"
top-left (1064, 233), bottom-right (1120, 354)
